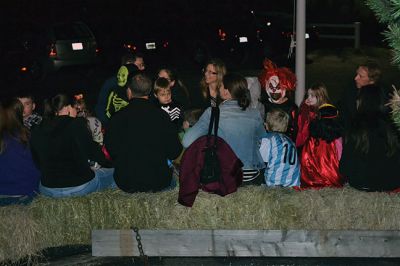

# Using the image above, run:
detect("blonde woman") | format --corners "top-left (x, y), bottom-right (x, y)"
top-left (199, 58), bottom-right (227, 108)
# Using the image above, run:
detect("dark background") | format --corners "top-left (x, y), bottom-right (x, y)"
top-left (0, 0), bottom-right (389, 108)
top-left (0, 0), bottom-right (384, 45)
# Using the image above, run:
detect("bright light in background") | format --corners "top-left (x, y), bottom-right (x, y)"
top-left (267, 22), bottom-right (271, 26)
top-left (72, 42), bottom-right (83, 50)
top-left (146, 42), bottom-right (156, 50)
top-left (239, 37), bottom-right (248, 43)
top-left (305, 33), bottom-right (310, 39)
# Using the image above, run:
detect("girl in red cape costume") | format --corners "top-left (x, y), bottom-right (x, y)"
top-left (296, 83), bottom-right (331, 148)
top-left (300, 104), bottom-right (346, 188)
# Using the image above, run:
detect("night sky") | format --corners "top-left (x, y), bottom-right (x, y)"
top-left (0, 0), bottom-right (379, 24)
top-left (0, 0), bottom-right (384, 42)
top-left (0, 0), bottom-right (385, 51)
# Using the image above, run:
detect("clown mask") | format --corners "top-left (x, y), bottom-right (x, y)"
top-left (266, 75), bottom-right (287, 104)
top-left (117, 66), bottom-right (129, 87)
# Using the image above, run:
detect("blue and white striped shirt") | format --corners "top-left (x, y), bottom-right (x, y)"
top-left (259, 132), bottom-right (300, 187)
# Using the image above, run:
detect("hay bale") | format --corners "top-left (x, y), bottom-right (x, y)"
top-left (2, 186), bottom-right (400, 262)
top-left (0, 205), bottom-right (42, 264)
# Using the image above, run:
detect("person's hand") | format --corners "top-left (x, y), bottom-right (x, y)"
top-left (183, 120), bottom-right (190, 130)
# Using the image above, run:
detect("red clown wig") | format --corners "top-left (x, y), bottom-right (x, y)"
top-left (258, 59), bottom-right (297, 91)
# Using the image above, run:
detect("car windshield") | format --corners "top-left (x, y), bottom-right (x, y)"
top-left (53, 23), bottom-right (92, 40)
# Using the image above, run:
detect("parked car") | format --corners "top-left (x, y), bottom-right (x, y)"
top-left (45, 21), bottom-right (99, 71)
top-left (94, 20), bottom-right (176, 70)
top-left (121, 27), bottom-right (173, 67)
top-left (0, 20), bottom-right (99, 82)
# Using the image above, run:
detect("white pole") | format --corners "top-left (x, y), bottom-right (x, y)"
top-left (295, 0), bottom-right (306, 106)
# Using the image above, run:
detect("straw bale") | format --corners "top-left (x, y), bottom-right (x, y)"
top-left (0, 205), bottom-right (41, 264)
top-left (2, 185), bottom-right (400, 263)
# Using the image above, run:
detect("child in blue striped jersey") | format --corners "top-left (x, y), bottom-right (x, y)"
top-left (259, 108), bottom-right (300, 187)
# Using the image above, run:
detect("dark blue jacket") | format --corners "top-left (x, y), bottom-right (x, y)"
top-left (95, 76), bottom-right (117, 125)
top-left (0, 134), bottom-right (40, 196)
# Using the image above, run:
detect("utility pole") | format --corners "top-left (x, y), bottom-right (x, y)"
top-left (295, 0), bottom-right (306, 106)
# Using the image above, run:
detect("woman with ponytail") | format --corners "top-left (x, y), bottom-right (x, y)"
top-left (30, 94), bottom-right (115, 198)
top-left (0, 99), bottom-right (40, 206)
top-left (183, 73), bottom-right (266, 184)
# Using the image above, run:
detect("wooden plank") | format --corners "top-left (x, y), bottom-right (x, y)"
top-left (92, 229), bottom-right (400, 257)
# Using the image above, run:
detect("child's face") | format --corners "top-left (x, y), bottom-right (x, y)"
top-left (155, 88), bottom-right (172, 105)
top-left (18, 97), bottom-right (35, 118)
top-left (74, 102), bottom-right (86, 117)
top-left (305, 89), bottom-right (318, 107)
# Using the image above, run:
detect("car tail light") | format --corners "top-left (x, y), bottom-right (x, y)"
top-left (218, 28), bottom-right (227, 41)
top-left (163, 41), bottom-right (169, 48)
top-left (49, 44), bottom-right (57, 57)
top-left (96, 47), bottom-right (100, 53)
top-left (124, 43), bottom-right (137, 52)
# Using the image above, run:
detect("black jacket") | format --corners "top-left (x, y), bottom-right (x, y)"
top-left (337, 83), bottom-right (393, 131)
top-left (340, 117), bottom-right (400, 191)
top-left (159, 101), bottom-right (184, 131)
top-left (104, 98), bottom-right (183, 193)
top-left (30, 116), bottom-right (110, 188)
top-left (171, 83), bottom-right (190, 109)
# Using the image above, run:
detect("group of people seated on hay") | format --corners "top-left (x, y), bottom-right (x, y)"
top-left (1, 53), bottom-right (400, 207)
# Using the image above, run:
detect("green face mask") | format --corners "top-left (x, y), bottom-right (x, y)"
top-left (117, 66), bottom-right (129, 87)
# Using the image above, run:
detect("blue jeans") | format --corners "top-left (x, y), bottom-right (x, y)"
top-left (0, 195), bottom-right (35, 206)
top-left (39, 168), bottom-right (116, 198)
top-left (161, 175), bottom-right (177, 192)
